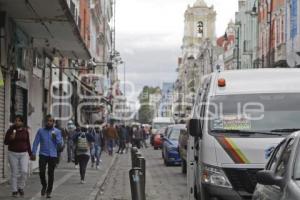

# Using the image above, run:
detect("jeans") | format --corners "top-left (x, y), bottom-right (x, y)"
top-left (117, 140), bottom-right (126, 153)
top-left (77, 154), bottom-right (90, 181)
top-left (107, 140), bottom-right (114, 155)
top-left (90, 145), bottom-right (101, 166)
top-left (8, 151), bottom-right (29, 192)
top-left (67, 140), bottom-right (75, 162)
top-left (39, 155), bottom-right (57, 194)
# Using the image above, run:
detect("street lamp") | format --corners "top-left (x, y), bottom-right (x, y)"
top-left (120, 60), bottom-right (126, 97)
top-left (251, 0), bottom-right (259, 16)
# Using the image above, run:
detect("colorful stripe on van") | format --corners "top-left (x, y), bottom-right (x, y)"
top-left (216, 136), bottom-right (250, 164)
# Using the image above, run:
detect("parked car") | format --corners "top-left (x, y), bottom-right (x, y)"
top-left (253, 131), bottom-right (300, 200)
top-left (151, 127), bottom-right (166, 147)
top-left (162, 124), bottom-right (186, 166)
top-left (153, 128), bottom-right (165, 150)
top-left (178, 127), bottom-right (188, 173)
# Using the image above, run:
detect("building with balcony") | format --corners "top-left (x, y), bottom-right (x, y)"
top-left (258, 0), bottom-right (288, 68)
top-left (0, 0), bottom-right (116, 181)
top-left (235, 0), bottom-right (259, 69)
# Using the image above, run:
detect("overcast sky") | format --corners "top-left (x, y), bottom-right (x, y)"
top-left (116, 0), bottom-right (238, 102)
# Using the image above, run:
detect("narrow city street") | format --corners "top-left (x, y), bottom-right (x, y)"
top-left (98, 146), bottom-right (187, 200)
top-left (1, 0), bottom-right (300, 199)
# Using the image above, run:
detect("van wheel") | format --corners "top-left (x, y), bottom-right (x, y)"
top-left (181, 160), bottom-right (187, 174)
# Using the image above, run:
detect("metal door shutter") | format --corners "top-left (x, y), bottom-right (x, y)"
top-left (15, 87), bottom-right (25, 116)
top-left (0, 81), bottom-right (5, 180)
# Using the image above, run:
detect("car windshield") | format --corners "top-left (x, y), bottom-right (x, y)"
top-left (153, 123), bottom-right (172, 130)
top-left (169, 129), bottom-right (183, 140)
top-left (208, 93), bottom-right (300, 134)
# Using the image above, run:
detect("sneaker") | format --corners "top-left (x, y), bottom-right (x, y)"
top-left (12, 192), bottom-right (18, 197)
top-left (80, 180), bottom-right (86, 184)
top-left (18, 189), bottom-right (24, 197)
top-left (46, 193), bottom-right (52, 199)
top-left (96, 165), bottom-right (100, 170)
top-left (41, 187), bottom-right (47, 197)
top-left (99, 159), bottom-right (103, 163)
top-left (75, 165), bottom-right (79, 169)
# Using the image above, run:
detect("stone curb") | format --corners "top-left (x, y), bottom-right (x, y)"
top-left (87, 154), bottom-right (118, 200)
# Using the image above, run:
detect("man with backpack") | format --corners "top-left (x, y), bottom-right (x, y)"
top-left (31, 115), bottom-right (64, 198)
top-left (73, 127), bottom-right (95, 183)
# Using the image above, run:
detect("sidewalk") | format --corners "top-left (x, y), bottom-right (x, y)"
top-left (97, 152), bottom-right (130, 200)
top-left (0, 151), bottom-right (116, 200)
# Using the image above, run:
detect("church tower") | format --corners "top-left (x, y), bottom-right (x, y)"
top-left (182, 0), bottom-right (216, 58)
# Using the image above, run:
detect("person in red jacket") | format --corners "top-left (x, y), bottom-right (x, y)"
top-left (4, 115), bottom-right (32, 197)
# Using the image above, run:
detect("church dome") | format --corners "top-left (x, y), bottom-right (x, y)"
top-left (193, 0), bottom-right (208, 7)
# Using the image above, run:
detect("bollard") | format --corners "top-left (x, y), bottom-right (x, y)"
top-left (131, 147), bottom-right (138, 168)
top-left (129, 168), bottom-right (146, 200)
top-left (137, 157), bottom-right (146, 191)
top-left (134, 152), bottom-right (142, 168)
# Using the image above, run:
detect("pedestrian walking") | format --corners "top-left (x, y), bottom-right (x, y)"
top-left (141, 126), bottom-right (148, 148)
top-left (31, 115), bottom-right (64, 198)
top-left (73, 127), bottom-right (95, 183)
top-left (116, 125), bottom-right (126, 154)
top-left (54, 120), bottom-right (65, 166)
top-left (104, 123), bottom-right (118, 156)
top-left (4, 115), bottom-right (32, 197)
top-left (132, 126), bottom-right (142, 149)
top-left (66, 120), bottom-right (76, 163)
top-left (90, 127), bottom-right (103, 169)
top-left (73, 128), bottom-right (95, 184)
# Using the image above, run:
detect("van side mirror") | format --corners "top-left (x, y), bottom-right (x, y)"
top-left (257, 170), bottom-right (283, 188)
top-left (188, 119), bottom-right (202, 138)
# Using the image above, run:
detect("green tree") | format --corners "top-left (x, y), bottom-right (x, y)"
top-left (138, 86), bottom-right (161, 124)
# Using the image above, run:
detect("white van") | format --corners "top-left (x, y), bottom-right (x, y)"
top-left (152, 117), bottom-right (175, 133)
top-left (187, 68), bottom-right (300, 200)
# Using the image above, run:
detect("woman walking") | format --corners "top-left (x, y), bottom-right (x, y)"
top-left (73, 127), bottom-right (95, 183)
top-left (4, 115), bottom-right (32, 197)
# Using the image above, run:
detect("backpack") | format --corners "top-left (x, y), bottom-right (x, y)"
top-left (77, 133), bottom-right (89, 153)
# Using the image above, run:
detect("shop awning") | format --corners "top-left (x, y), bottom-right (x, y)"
top-left (0, 0), bottom-right (91, 59)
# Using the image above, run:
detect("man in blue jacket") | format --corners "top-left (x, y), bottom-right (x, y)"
top-left (31, 115), bottom-right (64, 198)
